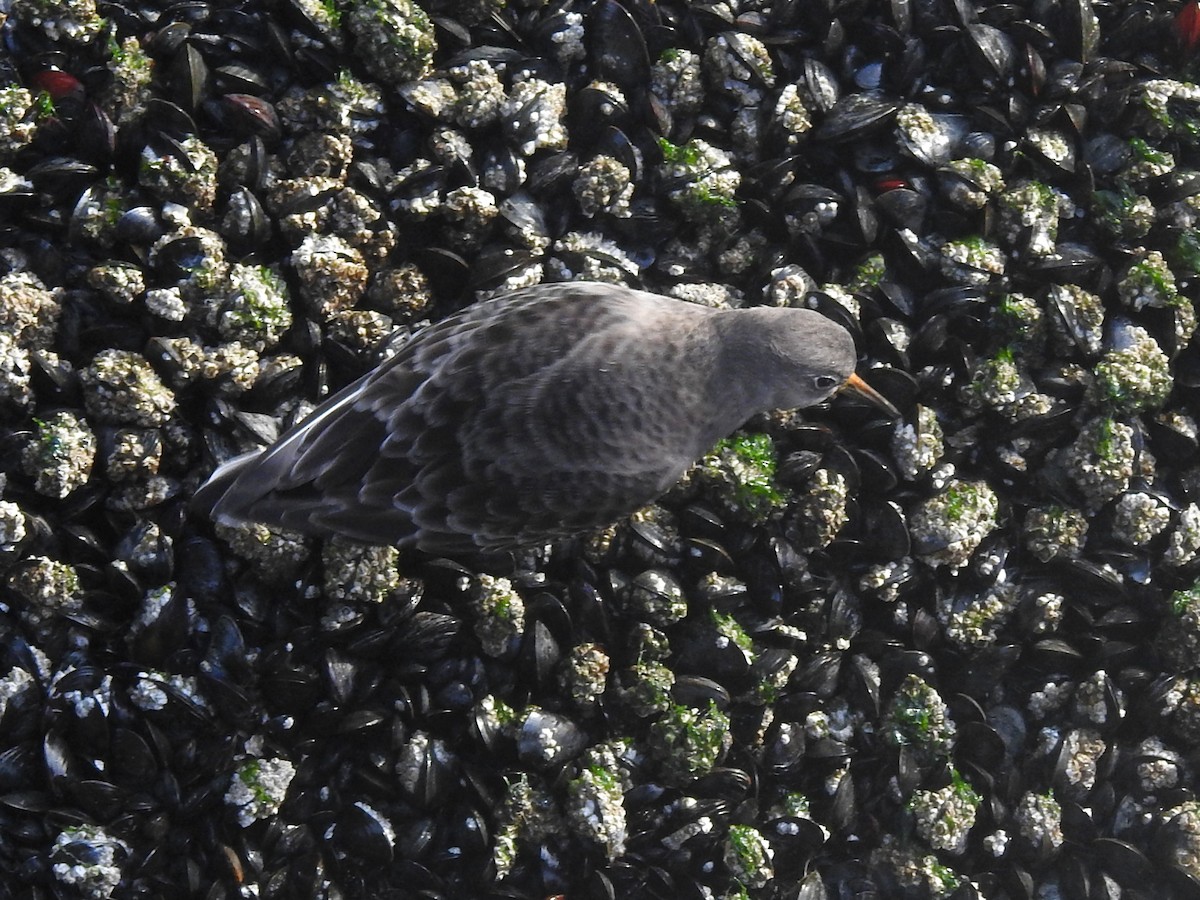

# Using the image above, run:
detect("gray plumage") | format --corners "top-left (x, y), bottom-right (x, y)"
top-left (193, 282), bottom-right (864, 553)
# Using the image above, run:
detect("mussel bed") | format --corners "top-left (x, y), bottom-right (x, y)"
top-left (3, 0), bottom-right (1200, 897)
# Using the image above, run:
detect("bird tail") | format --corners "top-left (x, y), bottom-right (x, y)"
top-left (190, 451), bottom-right (261, 526)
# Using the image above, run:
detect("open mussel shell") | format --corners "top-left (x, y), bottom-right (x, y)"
top-left (517, 615), bottom-right (561, 690)
top-left (327, 802), bottom-right (395, 864)
top-left (517, 709), bottom-right (587, 769)
top-left (114, 206), bottom-right (165, 245)
top-left (588, 0), bottom-right (651, 93)
top-left (800, 56), bottom-right (839, 112)
top-left (220, 185), bottom-right (271, 249)
top-left (899, 111), bottom-right (969, 167)
top-left (814, 92), bottom-right (902, 143)
top-left (963, 23), bottom-right (1015, 81)
top-left (874, 185), bottom-right (928, 232)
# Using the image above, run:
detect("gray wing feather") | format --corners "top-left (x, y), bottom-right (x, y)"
top-left (202, 284), bottom-right (719, 550)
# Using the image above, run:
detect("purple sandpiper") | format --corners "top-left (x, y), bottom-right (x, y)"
top-left (194, 282), bottom-right (896, 553)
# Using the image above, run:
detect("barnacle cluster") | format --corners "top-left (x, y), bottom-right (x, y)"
top-left (4, 0), bottom-right (1200, 897)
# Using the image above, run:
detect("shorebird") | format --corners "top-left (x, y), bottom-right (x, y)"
top-left (194, 282), bottom-right (896, 553)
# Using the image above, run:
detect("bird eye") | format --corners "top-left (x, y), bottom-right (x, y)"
top-left (812, 375), bottom-right (840, 391)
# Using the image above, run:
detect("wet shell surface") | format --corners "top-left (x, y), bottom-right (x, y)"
top-left (3, 0), bottom-right (1200, 897)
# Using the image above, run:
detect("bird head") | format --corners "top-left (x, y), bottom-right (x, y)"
top-left (719, 306), bottom-right (899, 417)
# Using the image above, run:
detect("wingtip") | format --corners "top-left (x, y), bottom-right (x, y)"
top-left (190, 451), bottom-right (261, 524)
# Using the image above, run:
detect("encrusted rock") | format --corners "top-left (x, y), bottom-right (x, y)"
top-left (292, 233), bottom-right (370, 318)
top-left (1111, 491), bottom-right (1171, 546)
top-left (345, 0), bottom-right (436, 88)
top-left (225, 756), bottom-right (296, 827)
top-left (791, 467), bottom-right (849, 548)
top-left (0, 271), bottom-right (60, 350)
top-left (1024, 505), bottom-right (1088, 561)
top-left (1157, 583), bottom-right (1200, 672)
top-left (1056, 417), bottom-right (1135, 508)
top-left (910, 480), bottom-right (999, 570)
top-left (892, 406), bottom-right (945, 480)
top-left (882, 674), bottom-right (957, 764)
top-left (566, 745), bottom-right (627, 860)
top-left (908, 770), bottom-right (981, 855)
top-left (1093, 321), bottom-right (1173, 413)
top-left (6, 557), bottom-right (83, 632)
top-left (22, 411), bottom-right (95, 498)
top-left (467, 573), bottom-right (525, 657)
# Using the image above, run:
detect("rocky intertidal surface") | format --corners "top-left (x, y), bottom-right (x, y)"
top-left (5, 0), bottom-right (1200, 897)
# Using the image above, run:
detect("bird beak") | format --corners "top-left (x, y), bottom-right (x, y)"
top-left (841, 372), bottom-right (901, 418)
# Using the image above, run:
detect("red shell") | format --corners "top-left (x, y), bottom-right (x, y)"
top-left (30, 68), bottom-right (84, 101)
top-left (1176, 0), bottom-right (1200, 51)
